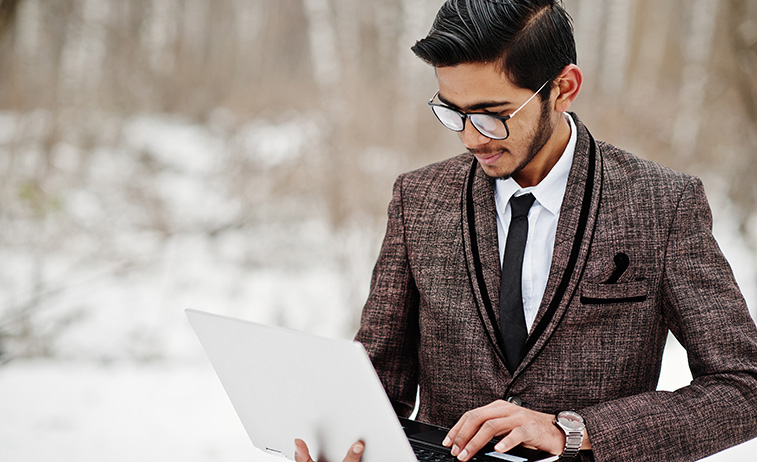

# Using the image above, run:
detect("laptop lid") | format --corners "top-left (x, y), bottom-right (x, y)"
top-left (186, 309), bottom-right (417, 462)
top-left (186, 309), bottom-right (558, 462)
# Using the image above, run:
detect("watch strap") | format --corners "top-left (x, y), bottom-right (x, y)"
top-left (561, 428), bottom-right (582, 459)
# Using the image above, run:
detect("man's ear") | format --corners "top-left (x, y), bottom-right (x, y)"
top-left (553, 64), bottom-right (582, 113)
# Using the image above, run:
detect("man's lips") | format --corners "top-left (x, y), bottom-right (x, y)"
top-left (471, 150), bottom-right (505, 165)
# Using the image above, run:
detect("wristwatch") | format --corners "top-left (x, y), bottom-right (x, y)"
top-left (554, 410), bottom-right (585, 459)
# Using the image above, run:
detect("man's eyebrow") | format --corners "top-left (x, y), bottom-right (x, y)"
top-left (437, 93), bottom-right (513, 111)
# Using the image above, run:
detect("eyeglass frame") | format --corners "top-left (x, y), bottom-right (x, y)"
top-left (427, 79), bottom-right (550, 140)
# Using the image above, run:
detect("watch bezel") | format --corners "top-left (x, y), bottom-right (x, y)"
top-left (556, 410), bottom-right (585, 430)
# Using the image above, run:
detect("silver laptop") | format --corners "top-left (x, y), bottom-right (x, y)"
top-left (186, 309), bottom-right (558, 462)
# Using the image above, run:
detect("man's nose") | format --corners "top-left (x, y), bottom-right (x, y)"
top-left (459, 121), bottom-right (491, 150)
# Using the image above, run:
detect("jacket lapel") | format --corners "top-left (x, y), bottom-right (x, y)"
top-left (516, 114), bottom-right (603, 374)
top-left (461, 159), bottom-right (508, 368)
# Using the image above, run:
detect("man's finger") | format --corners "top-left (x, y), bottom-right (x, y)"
top-left (493, 426), bottom-right (528, 455)
top-left (456, 417), bottom-right (512, 461)
top-left (445, 401), bottom-right (502, 447)
top-left (443, 412), bottom-right (468, 448)
top-left (294, 439), bottom-right (315, 462)
top-left (449, 401), bottom-right (516, 455)
top-left (343, 441), bottom-right (365, 462)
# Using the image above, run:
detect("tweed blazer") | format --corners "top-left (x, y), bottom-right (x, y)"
top-left (354, 114), bottom-right (757, 461)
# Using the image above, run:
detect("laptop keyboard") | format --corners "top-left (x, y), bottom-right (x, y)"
top-left (412, 443), bottom-right (458, 462)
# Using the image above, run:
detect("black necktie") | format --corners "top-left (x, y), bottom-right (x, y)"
top-left (500, 193), bottom-right (535, 374)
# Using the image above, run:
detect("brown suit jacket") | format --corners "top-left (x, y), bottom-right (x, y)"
top-left (354, 115), bottom-right (757, 461)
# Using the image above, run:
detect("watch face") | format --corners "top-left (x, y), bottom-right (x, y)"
top-left (557, 411), bottom-right (585, 430)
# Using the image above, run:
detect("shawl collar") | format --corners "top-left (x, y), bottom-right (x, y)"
top-left (461, 159), bottom-right (505, 366)
top-left (461, 114), bottom-right (602, 378)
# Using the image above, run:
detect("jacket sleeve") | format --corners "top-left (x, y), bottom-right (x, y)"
top-left (354, 174), bottom-right (420, 417)
top-left (581, 176), bottom-right (757, 462)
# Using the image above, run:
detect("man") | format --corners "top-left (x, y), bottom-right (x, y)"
top-left (296, 1), bottom-right (757, 461)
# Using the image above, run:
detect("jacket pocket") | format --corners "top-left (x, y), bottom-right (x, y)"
top-left (580, 280), bottom-right (648, 304)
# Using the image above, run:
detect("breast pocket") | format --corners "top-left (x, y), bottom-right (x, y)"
top-left (566, 280), bottom-right (651, 327)
top-left (579, 280), bottom-right (649, 304)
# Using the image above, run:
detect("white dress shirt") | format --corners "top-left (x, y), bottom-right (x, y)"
top-left (494, 113), bottom-right (577, 331)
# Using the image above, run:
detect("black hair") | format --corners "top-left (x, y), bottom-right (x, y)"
top-left (411, 0), bottom-right (576, 98)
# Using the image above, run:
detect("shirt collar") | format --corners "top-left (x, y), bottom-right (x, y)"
top-left (495, 113), bottom-right (577, 216)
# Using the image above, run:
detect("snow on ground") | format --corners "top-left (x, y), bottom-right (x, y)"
top-left (0, 359), bottom-right (254, 462)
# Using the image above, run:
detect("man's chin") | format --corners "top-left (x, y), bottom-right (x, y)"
top-left (477, 161), bottom-right (514, 180)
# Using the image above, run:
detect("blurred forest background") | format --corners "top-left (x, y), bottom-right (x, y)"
top-left (1, 0), bottom-right (756, 363)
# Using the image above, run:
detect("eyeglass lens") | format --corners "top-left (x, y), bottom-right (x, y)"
top-left (431, 105), bottom-right (509, 139)
top-left (470, 114), bottom-right (508, 139)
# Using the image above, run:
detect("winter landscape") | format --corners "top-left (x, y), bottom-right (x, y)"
top-left (1, 0), bottom-right (757, 460)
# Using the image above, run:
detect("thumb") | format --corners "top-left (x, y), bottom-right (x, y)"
top-left (294, 439), bottom-right (315, 462)
top-left (343, 441), bottom-right (365, 462)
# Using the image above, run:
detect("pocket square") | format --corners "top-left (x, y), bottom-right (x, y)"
top-left (604, 252), bottom-right (630, 284)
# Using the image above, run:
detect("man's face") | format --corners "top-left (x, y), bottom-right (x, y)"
top-left (435, 63), bottom-right (560, 185)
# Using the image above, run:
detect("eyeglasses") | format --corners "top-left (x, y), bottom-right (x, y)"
top-left (427, 80), bottom-right (550, 140)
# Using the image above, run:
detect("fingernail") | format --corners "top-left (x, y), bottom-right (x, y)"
top-left (458, 449), bottom-right (469, 461)
top-left (451, 445), bottom-right (460, 457)
top-left (494, 442), bottom-right (505, 452)
top-left (353, 444), bottom-right (364, 455)
top-left (442, 437), bottom-right (451, 447)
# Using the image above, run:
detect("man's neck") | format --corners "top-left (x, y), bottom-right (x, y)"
top-left (513, 113), bottom-right (572, 188)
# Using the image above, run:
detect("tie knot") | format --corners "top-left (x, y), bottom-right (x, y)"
top-left (509, 193), bottom-right (535, 219)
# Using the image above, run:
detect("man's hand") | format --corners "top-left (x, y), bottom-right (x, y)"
top-left (294, 438), bottom-right (364, 462)
top-left (442, 400), bottom-right (573, 461)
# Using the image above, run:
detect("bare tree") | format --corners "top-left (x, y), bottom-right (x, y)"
top-left (0, 0), bottom-right (22, 41)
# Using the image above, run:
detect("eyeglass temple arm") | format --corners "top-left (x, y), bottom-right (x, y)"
top-left (429, 80), bottom-right (549, 114)
top-left (509, 80), bottom-right (550, 118)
